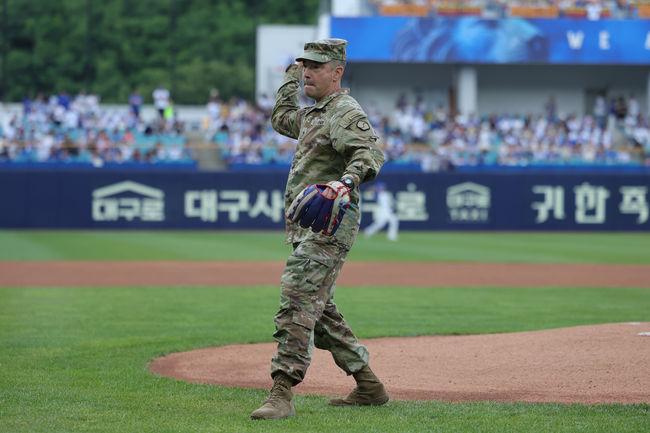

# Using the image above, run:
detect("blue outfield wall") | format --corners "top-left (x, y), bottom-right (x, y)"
top-left (0, 170), bottom-right (648, 230)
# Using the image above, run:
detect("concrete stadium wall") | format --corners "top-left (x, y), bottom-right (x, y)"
top-left (477, 64), bottom-right (649, 118)
top-left (343, 63), bottom-right (454, 115)
top-left (0, 103), bottom-right (208, 125)
top-left (344, 63), bottom-right (649, 117)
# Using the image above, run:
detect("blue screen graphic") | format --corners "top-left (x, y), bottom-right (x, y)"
top-left (331, 17), bottom-right (650, 65)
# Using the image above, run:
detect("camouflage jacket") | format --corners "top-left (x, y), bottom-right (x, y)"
top-left (272, 64), bottom-right (385, 249)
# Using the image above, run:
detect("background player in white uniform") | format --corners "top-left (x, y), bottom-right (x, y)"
top-left (365, 182), bottom-right (399, 241)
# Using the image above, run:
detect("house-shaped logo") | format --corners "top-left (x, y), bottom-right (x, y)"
top-left (92, 180), bottom-right (165, 222)
top-left (446, 182), bottom-right (490, 223)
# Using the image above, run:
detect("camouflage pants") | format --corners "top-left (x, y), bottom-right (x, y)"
top-left (270, 239), bottom-right (369, 385)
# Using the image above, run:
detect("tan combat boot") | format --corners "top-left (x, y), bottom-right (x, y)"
top-left (329, 365), bottom-right (389, 406)
top-left (250, 373), bottom-right (296, 420)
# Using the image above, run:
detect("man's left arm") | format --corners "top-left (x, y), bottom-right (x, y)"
top-left (331, 109), bottom-right (385, 187)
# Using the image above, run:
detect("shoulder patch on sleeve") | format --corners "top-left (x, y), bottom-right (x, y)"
top-left (337, 109), bottom-right (366, 128)
top-left (356, 120), bottom-right (370, 131)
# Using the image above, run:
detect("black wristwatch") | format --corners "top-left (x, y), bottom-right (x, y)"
top-left (340, 177), bottom-right (355, 189)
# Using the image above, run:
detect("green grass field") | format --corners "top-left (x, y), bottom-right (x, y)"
top-left (1, 230), bottom-right (649, 263)
top-left (1, 230), bottom-right (649, 433)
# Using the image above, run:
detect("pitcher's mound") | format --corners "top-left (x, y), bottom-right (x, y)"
top-left (150, 322), bottom-right (650, 405)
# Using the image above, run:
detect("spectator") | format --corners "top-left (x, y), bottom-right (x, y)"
top-left (627, 94), bottom-right (639, 119)
top-left (257, 92), bottom-right (274, 114)
top-left (153, 84), bottom-right (170, 119)
top-left (593, 93), bottom-right (608, 129)
top-left (57, 90), bottom-right (70, 110)
top-left (586, 0), bottom-right (603, 19)
top-left (129, 89), bottom-right (143, 120)
top-left (206, 89), bottom-right (222, 121)
top-left (614, 95), bottom-right (628, 120)
top-left (544, 96), bottom-right (557, 121)
top-left (163, 98), bottom-right (176, 130)
top-left (205, 89), bottom-right (224, 139)
top-left (22, 95), bottom-right (31, 115)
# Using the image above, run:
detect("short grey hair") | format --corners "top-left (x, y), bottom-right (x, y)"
top-left (329, 59), bottom-right (346, 70)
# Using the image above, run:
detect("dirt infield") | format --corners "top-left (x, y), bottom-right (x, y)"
top-left (1, 261), bottom-right (649, 287)
top-left (150, 322), bottom-right (650, 405)
top-left (3, 260), bottom-right (649, 404)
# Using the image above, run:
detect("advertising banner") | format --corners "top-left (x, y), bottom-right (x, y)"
top-left (330, 17), bottom-right (650, 65)
top-left (0, 171), bottom-right (648, 230)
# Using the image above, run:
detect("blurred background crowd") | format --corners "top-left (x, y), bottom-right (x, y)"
top-left (2, 86), bottom-right (649, 171)
top-left (368, 0), bottom-right (650, 19)
top-left (212, 90), bottom-right (650, 171)
top-left (1, 0), bottom-right (649, 171)
top-left (0, 88), bottom-right (194, 168)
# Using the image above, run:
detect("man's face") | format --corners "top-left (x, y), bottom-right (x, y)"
top-left (301, 60), bottom-right (340, 102)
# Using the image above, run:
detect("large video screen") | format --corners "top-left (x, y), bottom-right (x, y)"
top-left (331, 17), bottom-right (650, 65)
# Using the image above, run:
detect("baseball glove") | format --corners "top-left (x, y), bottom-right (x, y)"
top-left (286, 181), bottom-right (358, 236)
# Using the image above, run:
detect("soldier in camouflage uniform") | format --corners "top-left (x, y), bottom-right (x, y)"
top-left (251, 39), bottom-right (389, 420)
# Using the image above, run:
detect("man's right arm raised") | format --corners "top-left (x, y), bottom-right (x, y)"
top-left (271, 63), bottom-right (304, 139)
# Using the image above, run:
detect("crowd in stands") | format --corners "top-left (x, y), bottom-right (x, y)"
top-left (375, 93), bottom-right (649, 171)
top-left (3, 86), bottom-right (648, 172)
top-left (208, 91), bottom-right (649, 172)
top-left (0, 87), bottom-right (195, 167)
top-left (367, 0), bottom-right (650, 19)
top-left (204, 89), bottom-right (302, 167)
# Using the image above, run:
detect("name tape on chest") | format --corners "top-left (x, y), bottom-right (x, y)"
top-left (309, 117), bottom-right (326, 127)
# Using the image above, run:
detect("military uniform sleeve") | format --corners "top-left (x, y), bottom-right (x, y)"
top-left (330, 109), bottom-right (385, 185)
top-left (271, 64), bottom-right (307, 139)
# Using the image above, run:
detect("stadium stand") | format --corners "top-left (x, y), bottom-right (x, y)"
top-left (0, 91), bottom-right (197, 169)
top-left (206, 91), bottom-right (649, 172)
top-left (3, 89), bottom-right (648, 173)
top-left (365, 0), bottom-right (648, 19)
top-left (3, 1), bottom-right (649, 172)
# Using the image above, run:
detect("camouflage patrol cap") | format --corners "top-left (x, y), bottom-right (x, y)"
top-left (296, 38), bottom-right (347, 63)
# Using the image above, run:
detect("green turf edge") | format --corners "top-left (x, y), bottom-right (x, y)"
top-left (1, 230), bottom-right (649, 263)
top-left (1, 285), bottom-right (649, 432)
